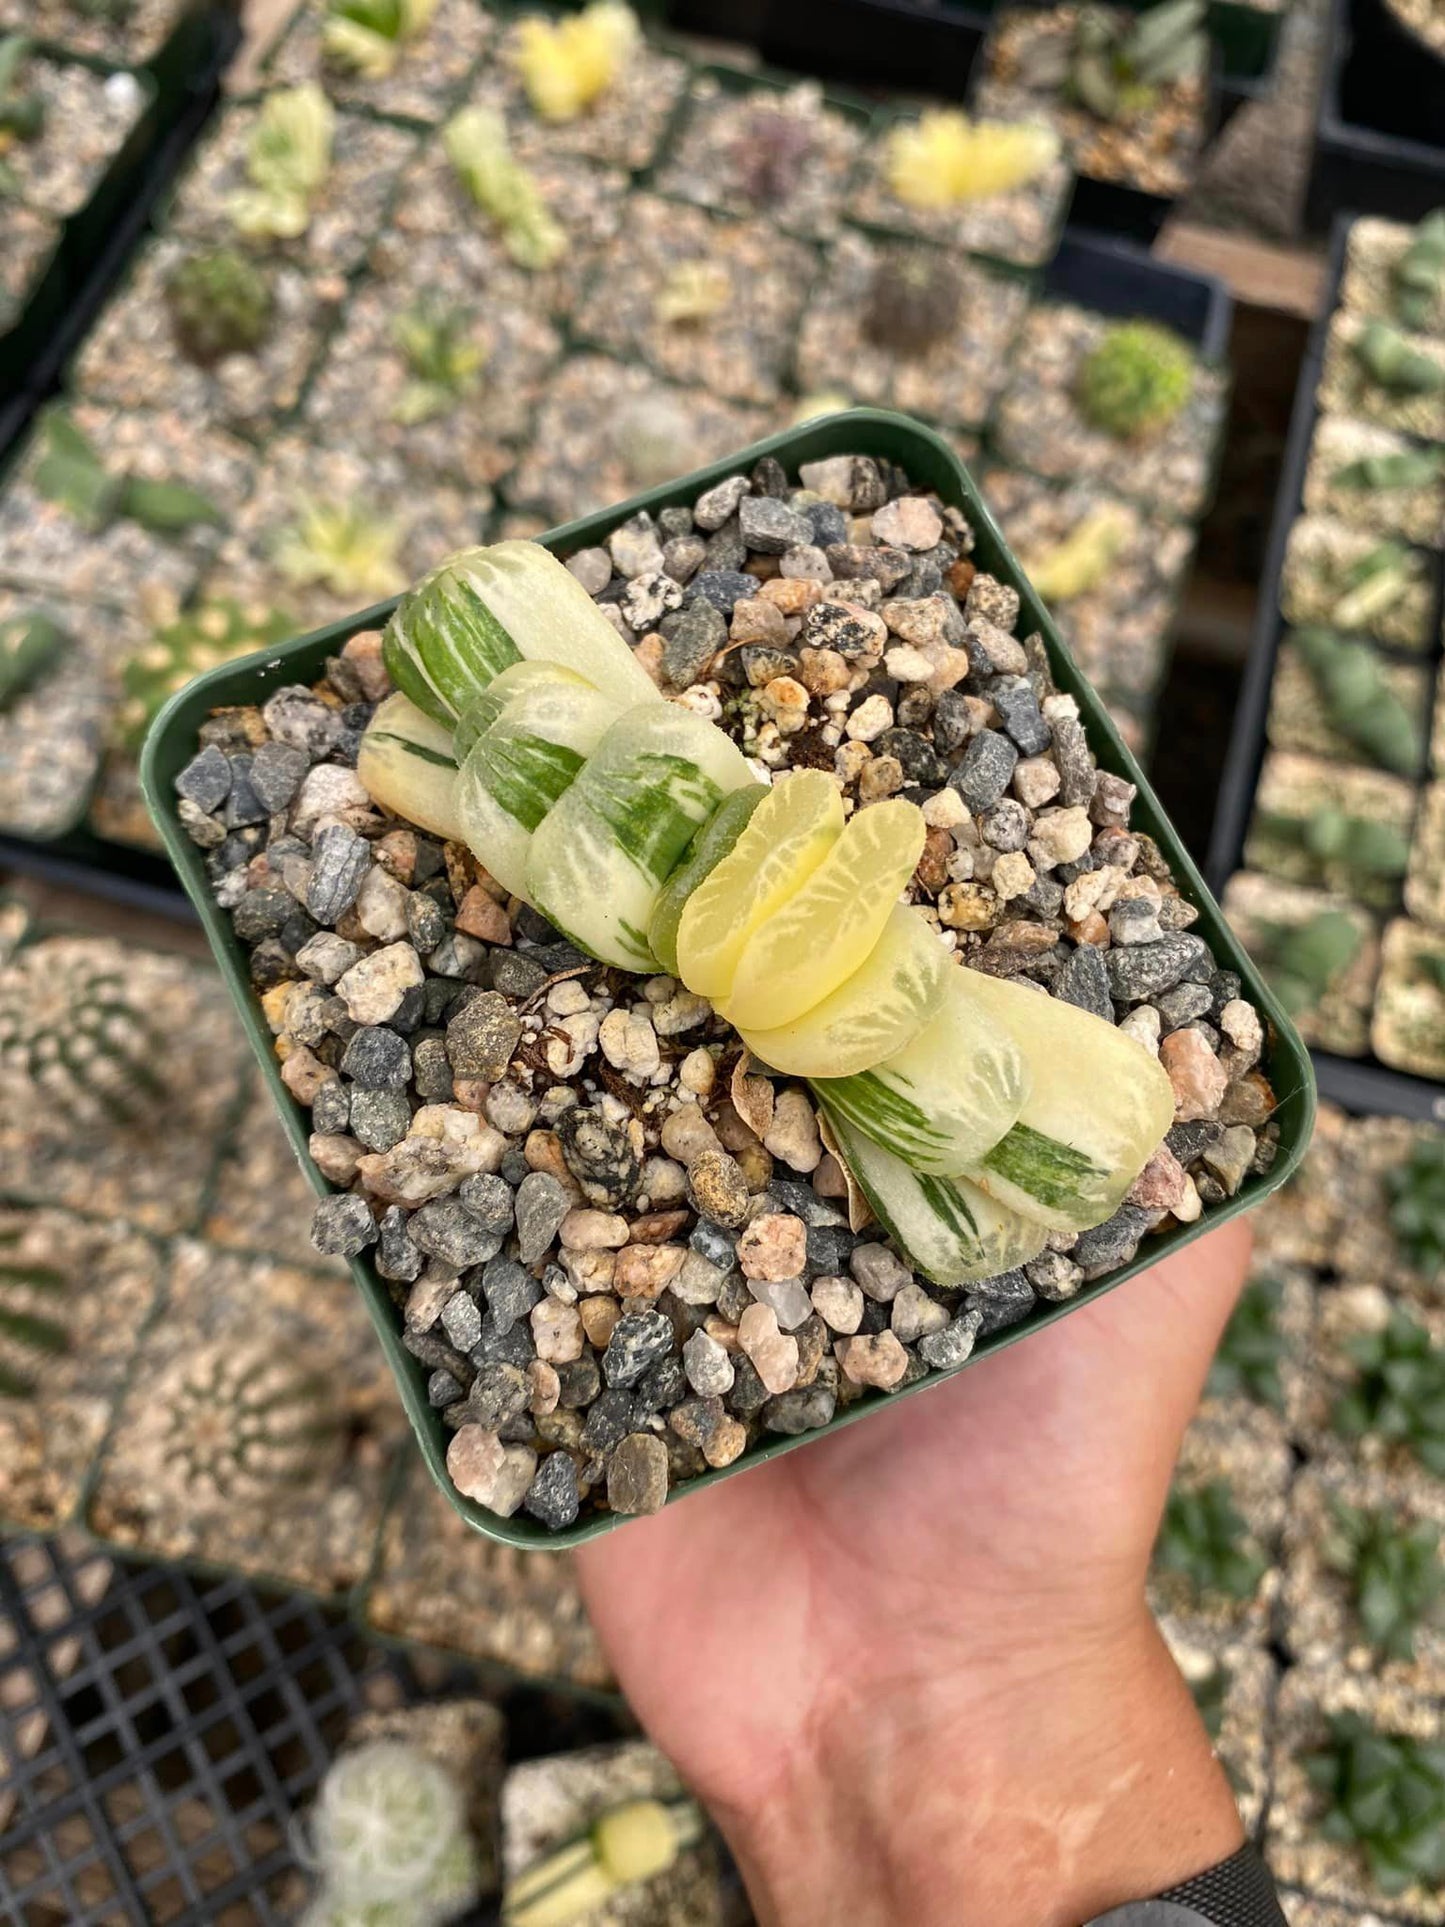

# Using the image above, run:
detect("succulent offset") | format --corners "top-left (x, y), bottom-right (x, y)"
top-left (1292, 626), bottom-right (1422, 776)
top-left (0, 35), bottom-right (43, 148)
top-left (322, 0), bottom-right (439, 78)
top-left (1154, 1479), bottom-right (1268, 1603)
top-left (274, 496), bottom-right (407, 602)
top-left (0, 610), bottom-right (68, 709)
top-left (391, 294), bottom-right (486, 425)
top-left (512, 1), bottom-right (639, 122)
top-left (1019, 502), bottom-right (1132, 601)
top-left (443, 105), bottom-right (565, 271)
top-left (1394, 210), bottom-right (1445, 330)
top-left (1333, 1309), bottom-right (1445, 1476)
top-left (165, 247), bottom-right (276, 366)
top-left (31, 406), bottom-right (223, 538)
top-left (1305, 1712), bottom-right (1445, 1897)
top-left (1064, 0), bottom-right (1207, 124)
top-left (1325, 1498), bottom-right (1445, 1662)
top-left (864, 248), bottom-right (964, 357)
top-left (1385, 1135), bottom-right (1445, 1276)
top-left (884, 109), bottom-right (1061, 209)
top-left (1351, 319), bottom-right (1445, 395)
top-left (228, 83), bottom-right (336, 241)
top-left (1249, 909), bottom-right (1363, 1019)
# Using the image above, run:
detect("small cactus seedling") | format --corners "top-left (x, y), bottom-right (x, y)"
top-left (1076, 320), bottom-right (1195, 440)
top-left (1154, 1480), bottom-right (1269, 1604)
top-left (228, 84), bottom-right (336, 241)
top-left (653, 259), bottom-right (731, 327)
top-left (301, 1740), bottom-right (481, 1925)
top-left (1332, 445), bottom-right (1445, 492)
top-left (154, 1340), bottom-right (344, 1505)
top-left (1385, 1134), bottom-right (1445, 1277)
top-left (1350, 319), bottom-right (1445, 395)
top-left (1293, 627), bottom-right (1422, 776)
top-left (164, 247), bottom-right (276, 367)
top-left (273, 496), bottom-right (407, 602)
top-left (391, 294), bottom-right (486, 425)
top-left (116, 599), bottom-right (295, 750)
top-left (1206, 1273), bottom-right (1286, 1410)
top-left (885, 109), bottom-right (1062, 209)
top-left (0, 944), bottom-right (166, 1131)
top-left (0, 611), bottom-right (69, 710)
top-left (1304, 1712), bottom-right (1445, 1897)
top-left (1019, 501), bottom-right (1132, 602)
top-left (1329, 538), bottom-right (1424, 632)
top-left (502, 1795), bottom-right (705, 1926)
top-left (1250, 909), bottom-right (1363, 1019)
top-left (727, 101), bottom-right (817, 209)
top-left (864, 247), bottom-right (964, 357)
top-left (0, 1231), bottom-right (67, 1401)
top-left (1393, 209), bottom-right (1445, 330)
top-left (1256, 805), bottom-right (1411, 881)
top-left (1325, 1498), bottom-right (1444, 1662)
top-left (0, 36), bottom-right (43, 148)
top-left (1064, 0), bottom-right (1208, 123)
top-left (443, 105), bottom-right (565, 272)
top-left (322, 0), bottom-right (438, 79)
top-left (31, 405), bottom-right (223, 538)
top-left (1333, 1308), bottom-right (1445, 1476)
top-left (512, 0), bottom-right (639, 123)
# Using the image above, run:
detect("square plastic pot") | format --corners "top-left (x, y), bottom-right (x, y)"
top-left (141, 408), bottom-right (1317, 1551)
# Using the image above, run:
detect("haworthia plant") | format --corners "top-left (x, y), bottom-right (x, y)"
top-left (1385, 1135), bottom-right (1445, 1276)
top-left (1249, 908), bottom-right (1362, 1019)
top-left (443, 106), bottom-right (565, 271)
top-left (1292, 627), bottom-right (1422, 775)
top-left (1332, 446), bottom-right (1445, 493)
top-left (1061, 0), bottom-right (1208, 123)
top-left (1154, 1480), bottom-right (1268, 1603)
top-left (502, 1795), bottom-right (703, 1927)
top-left (0, 611), bottom-right (68, 709)
top-left (1350, 319), bottom-right (1445, 395)
top-left (322, 0), bottom-right (439, 78)
top-left (32, 407), bottom-right (223, 538)
top-left (274, 496), bottom-right (406, 602)
top-left (1254, 805), bottom-right (1411, 880)
top-left (0, 34), bottom-right (43, 144)
top-left (391, 294), bottom-right (485, 425)
top-left (1020, 503), bottom-right (1133, 602)
top-left (1329, 539), bottom-right (1423, 632)
top-left (1305, 1713), bottom-right (1445, 1897)
top-left (1333, 1309), bottom-right (1445, 1475)
top-left (511, 1), bottom-right (640, 123)
top-left (1325, 1498), bottom-right (1444, 1662)
top-left (228, 84), bottom-right (336, 240)
top-left (1394, 210), bottom-right (1445, 330)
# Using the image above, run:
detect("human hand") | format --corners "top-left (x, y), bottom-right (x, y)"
top-left (578, 1218), bottom-right (1254, 1927)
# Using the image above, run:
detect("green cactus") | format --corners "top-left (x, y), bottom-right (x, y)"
top-left (1250, 909), bottom-right (1363, 1019)
top-left (864, 247), bottom-right (964, 357)
top-left (164, 247), bottom-right (276, 367)
top-left (1075, 320), bottom-right (1195, 439)
top-left (1333, 1308), bottom-right (1445, 1477)
top-left (391, 294), bottom-right (486, 425)
top-left (1393, 209), bottom-right (1445, 330)
top-left (273, 498), bottom-right (407, 602)
top-left (322, 0), bottom-right (438, 78)
top-left (1292, 627), bottom-right (1422, 775)
top-left (1331, 445), bottom-right (1445, 492)
top-left (116, 599), bottom-right (295, 750)
top-left (1351, 319), bottom-right (1445, 395)
top-left (1155, 1480), bottom-right (1269, 1604)
top-left (228, 84), bottom-right (336, 241)
top-left (0, 1231), bottom-right (67, 1401)
top-left (1255, 805), bottom-right (1411, 881)
top-left (443, 105), bottom-right (565, 272)
top-left (302, 1740), bottom-right (481, 1926)
top-left (0, 611), bottom-right (69, 710)
top-left (31, 406), bottom-right (223, 539)
top-left (154, 1339), bottom-right (344, 1504)
top-left (0, 942), bottom-right (166, 1131)
top-left (1207, 1273), bottom-right (1286, 1410)
top-left (1064, 0), bottom-right (1208, 123)
top-left (1305, 1712), bottom-right (1445, 1897)
top-left (0, 35), bottom-right (43, 147)
top-left (1329, 538), bottom-right (1424, 632)
top-left (1384, 1135), bottom-right (1445, 1276)
top-left (1325, 1498), bottom-right (1444, 1662)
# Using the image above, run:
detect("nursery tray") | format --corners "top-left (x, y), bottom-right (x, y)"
top-left (668, 0), bottom-right (989, 97)
top-left (1044, 227), bottom-right (1234, 363)
top-left (141, 408), bottom-right (1316, 1551)
top-left (1305, 0), bottom-right (1445, 232)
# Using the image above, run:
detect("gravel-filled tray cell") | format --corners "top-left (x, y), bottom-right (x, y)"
top-left (1200, 1260), bottom-right (1317, 1437)
top-left (656, 75), bottom-right (866, 243)
top-left (1405, 778), bottom-right (1445, 926)
top-left (1158, 1627), bottom-right (1276, 1836)
top-left (1373, 914), bottom-right (1445, 1077)
top-left (848, 93), bottom-right (1073, 268)
top-left (1303, 412), bottom-right (1445, 549)
top-left (0, 0), bottom-right (184, 66)
top-left (574, 193), bottom-right (814, 408)
top-left (0, 208), bottom-right (60, 337)
top-left (203, 1071), bottom-right (349, 1275)
top-left (0, 401), bottom-right (258, 612)
top-left (1341, 215), bottom-right (1445, 339)
top-left (0, 936), bottom-right (250, 1234)
top-left (1221, 870), bottom-right (1379, 1057)
top-left (0, 52), bottom-right (146, 220)
top-left (977, 5), bottom-right (1209, 200)
top-left (74, 236), bottom-right (343, 440)
top-left (304, 233), bottom-right (561, 490)
top-left (1331, 1112), bottom-right (1445, 1302)
top-left (1244, 749), bottom-right (1418, 912)
top-left (989, 302), bottom-right (1227, 519)
top-left (265, 0), bottom-right (496, 126)
top-left (797, 230), bottom-right (1030, 430)
top-left (88, 1239), bottom-right (405, 1593)
top-left (1318, 310), bottom-right (1445, 445)
top-left (364, 1462), bottom-right (609, 1684)
top-left (504, 353), bottom-right (772, 526)
top-left (1252, 1108), bottom-right (1344, 1268)
top-left (0, 1207), bottom-right (163, 1532)
top-left (1385, 0), bottom-right (1445, 55)
top-left (1266, 628), bottom-right (1431, 775)
top-left (1280, 515), bottom-right (1439, 655)
top-left (1287, 1281), bottom-right (1445, 1472)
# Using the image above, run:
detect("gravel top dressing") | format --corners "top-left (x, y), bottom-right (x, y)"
top-left (168, 436), bottom-right (1300, 1541)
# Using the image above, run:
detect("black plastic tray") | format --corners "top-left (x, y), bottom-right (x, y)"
top-left (1206, 216), bottom-right (1445, 1126)
top-left (1043, 226), bottom-right (1234, 362)
top-left (668, 0), bottom-right (989, 95)
top-left (1305, 0), bottom-right (1445, 233)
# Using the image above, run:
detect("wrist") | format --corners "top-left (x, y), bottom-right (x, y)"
top-left (713, 1611), bottom-right (1243, 1927)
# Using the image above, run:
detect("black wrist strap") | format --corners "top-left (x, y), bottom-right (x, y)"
top-left (1085, 1844), bottom-right (1288, 1926)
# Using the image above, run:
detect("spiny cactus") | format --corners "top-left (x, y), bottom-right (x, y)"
top-left (154, 1340), bottom-right (343, 1504)
top-left (322, 0), bottom-right (438, 79)
top-left (1076, 320), bottom-right (1195, 439)
top-left (1325, 1498), bottom-right (1444, 1662)
top-left (301, 1740), bottom-right (481, 1927)
top-left (117, 598), bottom-right (294, 750)
top-left (1292, 627), bottom-right (1422, 775)
top-left (391, 294), bottom-right (485, 425)
top-left (503, 1795), bottom-right (705, 1927)
top-left (1207, 1273), bottom-right (1286, 1410)
top-left (1304, 1712), bottom-right (1445, 1897)
top-left (864, 247), bottom-right (964, 357)
top-left (1330, 538), bottom-right (1423, 632)
top-left (31, 405), bottom-right (223, 538)
top-left (0, 943), bottom-right (166, 1131)
top-left (228, 83), bottom-right (336, 241)
top-left (1333, 1308), bottom-right (1445, 1476)
top-left (274, 496), bottom-right (407, 602)
top-left (0, 611), bottom-right (69, 710)
top-left (1020, 502), bottom-right (1132, 602)
top-left (1250, 909), bottom-right (1362, 1019)
top-left (727, 100), bottom-right (818, 209)
top-left (1393, 210), bottom-right (1445, 330)
top-left (653, 260), bottom-right (730, 327)
top-left (165, 247), bottom-right (276, 366)
top-left (884, 108), bottom-right (1061, 209)
top-left (0, 1231), bottom-right (67, 1401)
top-left (1350, 319), bottom-right (1445, 395)
top-left (1256, 805), bottom-right (1411, 880)
top-left (1065, 0), bottom-right (1208, 123)
top-left (0, 35), bottom-right (43, 146)
top-left (1385, 1135), bottom-right (1445, 1277)
top-left (1155, 1480), bottom-right (1269, 1604)
top-left (512, 0), bottom-right (639, 123)
top-left (1332, 445), bottom-right (1445, 492)
top-left (443, 105), bottom-right (565, 272)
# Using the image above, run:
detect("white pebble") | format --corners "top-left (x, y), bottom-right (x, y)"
top-left (845, 693), bottom-right (894, 743)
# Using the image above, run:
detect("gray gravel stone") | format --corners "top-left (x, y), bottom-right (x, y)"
top-left (490, 951), bottom-right (547, 999)
top-left (348, 1088), bottom-right (412, 1152)
top-left (250, 740), bottom-right (309, 812)
top-left (376, 1204), bottom-right (424, 1282)
top-left (446, 990), bottom-right (521, 1080)
top-left (661, 600), bottom-right (726, 686)
top-left (1155, 981), bottom-right (1215, 1031)
top-left (739, 495), bottom-right (813, 555)
top-left (427, 1368), bottom-right (464, 1408)
top-left (558, 1106), bottom-right (639, 1207)
top-left (411, 1032), bottom-right (454, 1100)
top-left (468, 1361), bottom-right (529, 1429)
top-left (693, 473), bottom-right (749, 530)
top-left (306, 824), bottom-right (371, 922)
top-left (175, 744), bottom-right (231, 812)
top-left (459, 1173), bottom-right (514, 1234)
top-left (991, 677), bottom-right (1051, 755)
top-left (607, 1432), bottom-right (669, 1514)
top-left (223, 755), bottom-right (268, 828)
top-left (1056, 943), bottom-right (1114, 1022)
top-left (688, 569), bottom-right (757, 613)
top-left (762, 1384), bottom-right (836, 1433)
top-left (310, 1192), bottom-right (376, 1257)
top-left (1051, 716), bottom-right (1095, 808)
top-left (515, 1170), bottom-right (571, 1265)
top-left (1025, 1251), bottom-right (1083, 1302)
top-left (263, 685), bottom-right (343, 757)
top-left (966, 1272), bottom-right (1036, 1333)
top-left (1072, 1206), bottom-right (1153, 1279)
top-left (1108, 897), bottom-right (1164, 947)
top-left (1105, 935), bottom-right (1211, 1001)
top-left (951, 729), bottom-right (1018, 812)
top-left (481, 1256), bottom-right (543, 1334)
top-left (440, 1290), bottom-right (483, 1353)
top-left (411, 1197), bottom-right (507, 1268)
top-left (341, 1025), bottom-right (411, 1089)
top-left (525, 1452), bottom-right (580, 1530)
top-left (603, 1309), bottom-right (674, 1388)
top-left (918, 1306), bottom-right (983, 1370)
top-left (581, 1385), bottom-right (636, 1453)
top-left (312, 1081), bottom-right (351, 1134)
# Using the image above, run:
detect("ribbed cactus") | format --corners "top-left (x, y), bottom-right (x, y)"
top-left (391, 294), bottom-right (486, 425)
top-left (322, 0), bottom-right (439, 78)
top-left (1394, 210), bottom-right (1445, 330)
top-left (154, 1340), bottom-right (343, 1504)
top-left (1154, 1480), bottom-right (1268, 1604)
top-left (1250, 909), bottom-right (1362, 1019)
top-left (117, 599), bottom-right (294, 750)
top-left (1385, 1135), bottom-right (1445, 1276)
top-left (1206, 1273), bottom-right (1285, 1410)
top-left (31, 405), bottom-right (223, 538)
top-left (864, 248), bottom-right (964, 356)
top-left (0, 943), bottom-right (165, 1130)
top-left (301, 1740), bottom-right (481, 1927)
top-left (1292, 627), bottom-right (1422, 775)
top-left (1065, 0), bottom-right (1208, 122)
top-left (164, 247), bottom-right (276, 366)
top-left (0, 34), bottom-right (43, 145)
top-left (1333, 1309), bottom-right (1445, 1476)
top-left (443, 105), bottom-right (565, 271)
top-left (1350, 319), bottom-right (1445, 395)
top-left (228, 84), bottom-right (336, 241)
top-left (1325, 1498), bottom-right (1444, 1662)
top-left (1076, 321), bottom-right (1195, 439)
top-left (0, 611), bottom-right (69, 710)
top-left (0, 1230), bottom-right (67, 1402)
top-left (1305, 1712), bottom-right (1445, 1897)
